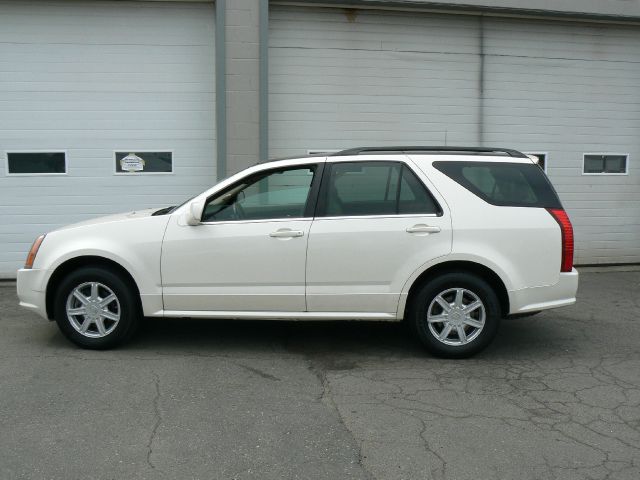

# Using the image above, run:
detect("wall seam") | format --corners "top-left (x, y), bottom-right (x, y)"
top-left (478, 14), bottom-right (485, 146)
top-left (259, 0), bottom-right (270, 161)
top-left (215, 0), bottom-right (227, 179)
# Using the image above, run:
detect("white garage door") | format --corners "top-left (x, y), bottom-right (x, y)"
top-left (482, 17), bottom-right (640, 264)
top-left (269, 5), bottom-right (640, 265)
top-left (0, 0), bottom-right (216, 277)
top-left (269, 6), bottom-right (482, 155)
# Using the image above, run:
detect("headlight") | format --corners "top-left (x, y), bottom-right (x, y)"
top-left (24, 234), bottom-right (46, 269)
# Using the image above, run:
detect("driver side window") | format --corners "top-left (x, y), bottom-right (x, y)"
top-left (201, 166), bottom-right (316, 222)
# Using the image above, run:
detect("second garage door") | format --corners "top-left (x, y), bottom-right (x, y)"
top-left (269, 5), bottom-right (640, 265)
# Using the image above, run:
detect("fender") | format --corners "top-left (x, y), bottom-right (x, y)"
top-left (396, 252), bottom-right (514, 319)
top-left (34, 214), bottom-right (170, 316)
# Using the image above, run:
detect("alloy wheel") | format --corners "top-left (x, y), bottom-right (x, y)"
top-left (65, 282), bottom-right (121, 338)
top-left (427, 287), bottom-right (486, 346)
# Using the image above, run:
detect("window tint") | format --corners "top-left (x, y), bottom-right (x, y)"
top-left (399, 166), bottom-right (440, 214)
top-left (202, 166), bottom-right (315, 222)
top-left (322, 161), bottom-right (440, 216)
top-left (433, 161), bottom-right (562, 208)
top-left (7, 152), bottom-right (66, 174)
top-left (583, 154), bottom-right (627, 174)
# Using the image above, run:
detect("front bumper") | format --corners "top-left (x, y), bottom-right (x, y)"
top-left (16, 268), bottom-right (49, 320)
top-left (508, 268), bottom-right (579, 315)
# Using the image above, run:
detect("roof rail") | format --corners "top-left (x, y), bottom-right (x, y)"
top-left (333, 146), bottom-right (528, 158)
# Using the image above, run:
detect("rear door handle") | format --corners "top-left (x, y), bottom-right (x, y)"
top-left (269, 229), bottom-right (304, 238)
top-left (406, 224), bottom-right (441, 234)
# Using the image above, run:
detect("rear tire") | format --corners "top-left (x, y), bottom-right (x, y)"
top-left (408, 272), bottom-right (500, 358)
top-left (53, 266), bottom-right (140, 349)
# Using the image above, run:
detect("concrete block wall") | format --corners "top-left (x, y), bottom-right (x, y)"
top-left (222, 0), bottom-right (261, 176)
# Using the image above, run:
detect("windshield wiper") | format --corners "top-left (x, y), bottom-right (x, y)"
top-left (152, 206), bottom-right (175, 216)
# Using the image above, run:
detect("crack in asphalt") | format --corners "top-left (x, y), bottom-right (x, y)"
top-left (283, 328), bottom-right (377, 480)
top-left (146, 372), bottom-right (163, 472)
top-left (231, 361), bottom-right (281, 381)
top-left (323, 353), bottom-right (640, 479)
top-left (310, 363), bottom-right (377, 480)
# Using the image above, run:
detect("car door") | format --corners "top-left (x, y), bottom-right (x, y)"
top-left (305, 159), bottom-right (452, 315)
top-left (161, 162), bottom-right (322, 313)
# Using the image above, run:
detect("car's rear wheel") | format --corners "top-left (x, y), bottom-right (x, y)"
top-left (53, 266), bottom-right (140, 349)
top-left (408, 272), bottom-right (500, 358)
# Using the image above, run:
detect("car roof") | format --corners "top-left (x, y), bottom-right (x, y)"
top-left (259, 146), bottom-right (535, 166)
top-left (332, 146), bottom-right (529, 158)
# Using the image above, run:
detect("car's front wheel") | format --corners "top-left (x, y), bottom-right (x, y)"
top-left (53, 266), bottom-right (140, 349)
top-left (408, 272), bottom-right (501, 358)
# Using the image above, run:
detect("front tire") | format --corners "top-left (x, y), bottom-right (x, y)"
top-left (408, 272), bottom-right (501, 358)
top-left (53, 266), bottom-right (140, 349)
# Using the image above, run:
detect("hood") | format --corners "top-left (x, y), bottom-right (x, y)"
top-left (52, 208), bottom-right (161, 233)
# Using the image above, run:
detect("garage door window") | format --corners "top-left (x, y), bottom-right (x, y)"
top-left (583, 154), bottom-right (628, 175)
top-left (115, 151), bottom-right (173, 174)
top-left (6, 152), bottom-right (66, 175)
top-left (524, 152), bottom-right (547, 172)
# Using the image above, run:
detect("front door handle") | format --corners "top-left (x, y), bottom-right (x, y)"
top-left (269, 229), bottom-right (304, 238)
top-left (406, 224), bottom-right (441, 234)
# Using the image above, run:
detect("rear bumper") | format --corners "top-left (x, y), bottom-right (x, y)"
top-left (508, 268), bottom-right (579, 315)
top-left (16, 268), bottom-right (49, 320)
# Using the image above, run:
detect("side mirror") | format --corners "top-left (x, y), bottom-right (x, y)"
top-left (185, 199), bottom-right (204, 226)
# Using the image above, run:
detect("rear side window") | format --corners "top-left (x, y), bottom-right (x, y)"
top-left (320, 161), bottom-right (441, 217)
top-left (433, 161), bottom-right (562, 208)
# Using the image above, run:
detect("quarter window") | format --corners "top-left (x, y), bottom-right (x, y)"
top-left (320, 161), bottom-right (440, 217)
top-left (433, 161), bottom-right (562, 208)
top-left (583, 154), bottom-right (628, 174)
top-left (6, 152), bottom-right (66, 175)
top-left (202, 166), bottom-right (316, 222)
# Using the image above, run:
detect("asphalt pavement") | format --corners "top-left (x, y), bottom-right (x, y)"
top-left (1, 270), bottom-right (639, 480)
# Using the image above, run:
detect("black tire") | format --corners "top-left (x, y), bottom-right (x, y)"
top-left (53, 266), bottom-right (141, 349)
top-left (408, 272), bottom-right (501, 358)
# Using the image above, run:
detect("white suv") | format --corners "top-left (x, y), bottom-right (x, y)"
top-left (17, 147), bottom-right (578, 357)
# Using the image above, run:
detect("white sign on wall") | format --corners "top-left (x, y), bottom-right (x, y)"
top-left (120, 153), bottom-right (145, 172)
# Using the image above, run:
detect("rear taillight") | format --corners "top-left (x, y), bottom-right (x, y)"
top-left (546, 208), bottom-right (574, 272)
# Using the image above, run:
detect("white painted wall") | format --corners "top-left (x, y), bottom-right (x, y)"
top-left (0, 0), bottom-right (216, 277)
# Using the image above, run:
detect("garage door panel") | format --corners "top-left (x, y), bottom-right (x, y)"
top-left (0, 1), bottom-right (212, 42)
top-left (0, 0), bottom-right (215, 277)
top-left (0, 49), bottom-right (211, 67)
top-left (271, 7), bottom-right (479, 54)
top-left (270, 6), bottom-right (481, 157)
top-left (270, 50), bottom-right (481, 75)
top-left (270, 71), bottom-right (477, 90)
top-left (485, 18), bottom-right (640, 62)
top-left (1, 116), bottom-right (214, 133)
top-left (0, 72), bottom-right (215, 87)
